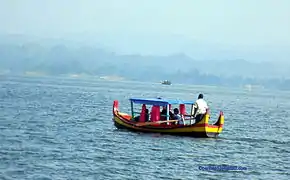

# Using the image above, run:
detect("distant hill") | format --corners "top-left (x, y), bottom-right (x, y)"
top-left (0, 34), bottom-right (290, 90)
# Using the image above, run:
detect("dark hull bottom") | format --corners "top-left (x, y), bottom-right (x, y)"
top-left (114, 122), bottom-right (219, 138)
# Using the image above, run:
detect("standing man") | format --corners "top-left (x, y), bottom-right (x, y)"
top-left (192, 93), bottom-right (208, 123)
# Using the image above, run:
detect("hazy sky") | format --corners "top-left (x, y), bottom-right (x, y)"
top-left (0, 0), bottom-right (289, 57)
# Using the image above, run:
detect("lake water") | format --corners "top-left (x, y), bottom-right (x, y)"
top-left (0, 75), bottom-right (289, 180)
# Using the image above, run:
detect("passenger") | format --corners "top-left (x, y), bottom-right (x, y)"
top-left (145, 109), bottom-right (150, 122)
top-left (160, 107), bottom-right (167, 120)
top-left (192, 93), bottom-right (208, 123)
top-left (173, 108), bottom-right (184, 125)
top-left (133, 115), bottom-right (140, 122)
top-left (160, 106), bottom-right (174, 120)
top-left (133, 109), bottom-right (149, 122)
top-left (169, 110), bottom-right (174, 120)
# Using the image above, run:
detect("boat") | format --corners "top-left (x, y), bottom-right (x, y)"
top-left (161, 80), bottom-right (171, 85)
top-left (112, 97), bottom-right (224, 138)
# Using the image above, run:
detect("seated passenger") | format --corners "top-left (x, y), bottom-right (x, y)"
top-left (133, 115), bottom-right (140, 122)
top-left (133, 109), bottom-right (149, 122)
top-left (160, 107), bottom-right (174, 120)
top-left (169, 111), bottom-right (174, 120)
top-left (173, 108), bottom-right (184, 125)
top-left (145, 109), bottom-right (150, 122)
top-left (160, 108), bottom-right (167, 120)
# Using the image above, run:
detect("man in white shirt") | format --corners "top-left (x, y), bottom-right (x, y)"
top-left (192, 94), bottom-right (208, 123)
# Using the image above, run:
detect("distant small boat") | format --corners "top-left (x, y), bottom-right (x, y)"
top-left (161, 80), bottom-right (171, 85)
top-left (112, 97), bottom-right (224, 138)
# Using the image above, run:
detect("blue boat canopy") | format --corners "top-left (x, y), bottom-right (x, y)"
top-left (129, 97), bottom-right (194, 106)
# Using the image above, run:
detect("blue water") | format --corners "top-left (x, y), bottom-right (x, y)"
top-left (0, 75), bottom-right (289, 180)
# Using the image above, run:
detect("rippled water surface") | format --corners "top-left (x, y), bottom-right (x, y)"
top-left (0, 76), bottom-right (289, 180)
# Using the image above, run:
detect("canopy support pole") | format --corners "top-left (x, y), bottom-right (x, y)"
top-left (190, 104), bottom-right (194, 124)
top-left (131, 101), bottom-right (134, 119)
top-left (166, 104), bottom-right (170, 125)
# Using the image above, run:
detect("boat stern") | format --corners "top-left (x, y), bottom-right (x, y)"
top-left (200, 110), bottom-right (225, 138)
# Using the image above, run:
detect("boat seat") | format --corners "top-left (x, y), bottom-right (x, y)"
top-left (179, 104), bottom-right (186, 115)
top-left (150, 105), bottom-right (160, 122)
top-left (139, 104), bottom-right (146, 122)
